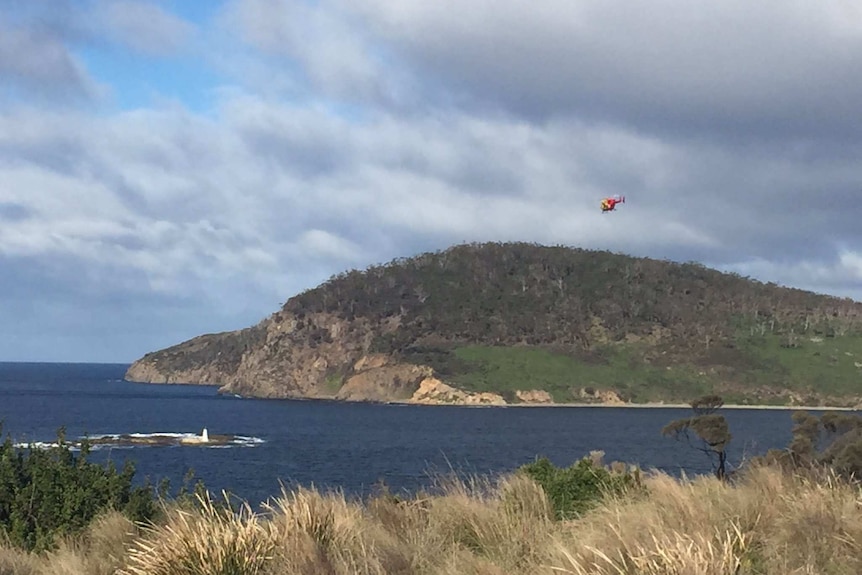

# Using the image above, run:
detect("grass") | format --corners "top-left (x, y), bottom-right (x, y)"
top-left (449, 345), bottom-right (714, 403)
top-left (325, 373), bottom-right (344, 394)
top-left (0, 510), bottom-right (140, 575)
top-left (444, 334), bottom-right (862, 405)
top-left (733, 333), bottom-right (862, 396)
top-left (120, 492), bottom-right (275, 575)
top-left (3, 463), bottom-right (862, 574)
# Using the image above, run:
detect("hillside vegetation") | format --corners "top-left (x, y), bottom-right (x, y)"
top-left (126, 242), bottom-right (862, 405)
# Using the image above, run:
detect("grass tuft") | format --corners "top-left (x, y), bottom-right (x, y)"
top-left (118, 492), bottom-right (275, 575)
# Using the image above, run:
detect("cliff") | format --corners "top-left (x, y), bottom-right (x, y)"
top-left (126, 242), bottom-right (862, 406)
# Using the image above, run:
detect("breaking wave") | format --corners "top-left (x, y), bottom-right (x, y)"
top-left (14, 430), bottom-right (265, 450)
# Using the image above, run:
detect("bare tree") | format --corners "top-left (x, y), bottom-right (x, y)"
top-left (662, 395), bottom-right (732, 480)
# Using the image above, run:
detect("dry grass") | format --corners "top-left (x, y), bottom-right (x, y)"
top-left (0, 540), bottom-right (40, 575)
top-left (547, 465), bottom-right (862, 575)
top-left (0, 510), bottom-right (137, 575)
top-left (118, 492), bottom-right (276, 575)
top-left (2, 464), bottom-right (861, 574)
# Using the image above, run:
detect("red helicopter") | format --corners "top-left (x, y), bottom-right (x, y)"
top-left (600, 195), bottom-right (625, 213)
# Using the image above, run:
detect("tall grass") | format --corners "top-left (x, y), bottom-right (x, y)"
top-left (3, 464), bottom-right (861, 574)
top-left (548, 465), bottom-right (862, 574)
top-left (0, 510), bottom-right (137, 575)
top-left (119, 492), bottom-right (275, 575)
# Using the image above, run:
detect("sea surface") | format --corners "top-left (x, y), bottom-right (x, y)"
top-left (0, 362), bottom-right (826, 506)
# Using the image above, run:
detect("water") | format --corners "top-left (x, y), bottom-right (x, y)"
top-left (0, 362), bottom-right (820, 505)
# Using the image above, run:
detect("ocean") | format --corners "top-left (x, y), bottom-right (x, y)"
top-left (0, 362), bottom-right (807, 506)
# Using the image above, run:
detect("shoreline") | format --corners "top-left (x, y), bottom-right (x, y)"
top-left (394, 399), bottom-right (860, 411)
top-left (125, 379), bottom-right (860, 412)
top-left (495, 402), bottom-right (859, 411)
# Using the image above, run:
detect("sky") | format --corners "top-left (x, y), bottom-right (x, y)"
top-left (2, 0), bottom-right (862, 363)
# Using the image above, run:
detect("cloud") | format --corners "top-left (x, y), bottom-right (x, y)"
top-left (95, 0), bottom-right (195, 57)
top-left (1, 1), bottom-right (861, 362)
top-left (718, 249), bottom-right (862, 301)
top-left (2, 93), bottom-right (858, 301)
top-left (0, 18), bottom-right (96, 103)
top-left (344, 0), bottom-right (862, 139)
top-left (219, 0), bottom-right (403, 105)
top-left (296, 230), bottom-right (361, 262)
top-left (0, 203), bottom-right (33, 222)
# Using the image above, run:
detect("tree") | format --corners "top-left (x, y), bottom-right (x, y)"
top-left (662, 395), bottom-right (732, 480)
top-left (762, 411), bottom-right (862, 479)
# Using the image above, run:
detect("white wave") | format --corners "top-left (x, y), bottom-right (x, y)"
top-left (234, 435), bottom-right (266, 445)
top-left (126, 432), bottom-right (188, 439)
top-left (13, 432), bottom-right (265, 449)
top-left (14, 441), bottom-right (59, 449)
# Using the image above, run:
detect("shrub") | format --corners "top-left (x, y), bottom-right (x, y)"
top-left (0, 426), bottom-right (161, 552)
top-left (517, 455), bottom-right (639, 519)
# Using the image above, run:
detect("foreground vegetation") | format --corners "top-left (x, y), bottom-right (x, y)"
top-left (5, 402), bottom-right (862, 573)
top-left (1, 460), bottom-right (860, 575)
top-left (0, 427), bottom-right (161, 553)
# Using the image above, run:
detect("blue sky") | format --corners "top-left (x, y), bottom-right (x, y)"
top-left (1, 0), bottom-right (862, 362)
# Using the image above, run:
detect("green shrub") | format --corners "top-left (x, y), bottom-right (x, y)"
top-left (0, 426), bottom-right (162, 552)
top-left (517, 456), bottom-right (638, 519)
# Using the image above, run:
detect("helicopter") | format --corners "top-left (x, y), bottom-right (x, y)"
top-left (600, 195), bottom-right (625, 213)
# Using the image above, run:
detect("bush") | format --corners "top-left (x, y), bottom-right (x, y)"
top-left (0, 426), bottom-right (162, 552)
top-left (517, 455), bottom-right (639, 519)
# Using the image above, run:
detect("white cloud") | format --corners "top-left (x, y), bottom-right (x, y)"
top-left (717, 251), bottom-right (862, 301)
top-left (0, 19), bottom-right (98, 102)
top-left (96, 0), bottom-right (195, 56)
top-left (1, 0), bottom-right (862, 361)
top-left (2, 92), bottom-right (858, 299)
top-left (296, 230), bottom-right (360, 261)
top-left (220, 0), bottom-right (395, 103)
top-left (839, 251), bottom-right (862, 282)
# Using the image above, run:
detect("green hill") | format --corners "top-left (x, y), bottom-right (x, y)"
top-left (126, 242), bottom-right (862, 406)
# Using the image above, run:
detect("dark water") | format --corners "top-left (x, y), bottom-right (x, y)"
top-left (0, 362), bottom-right (828, 505)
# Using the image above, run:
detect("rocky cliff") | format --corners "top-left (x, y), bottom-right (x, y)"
top-left (126, 311), bottom-right (513, 404)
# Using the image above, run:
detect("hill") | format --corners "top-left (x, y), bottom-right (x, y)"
top-left (125, 242), bottom-right (862, 406)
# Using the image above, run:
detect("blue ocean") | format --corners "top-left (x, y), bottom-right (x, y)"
top-left (0, 362), bottom-right (807, 505)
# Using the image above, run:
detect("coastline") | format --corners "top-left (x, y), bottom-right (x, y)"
top-left (391, 398), bottom-right (861, 411)
top-left (497, 402), bottom-right (860, 411)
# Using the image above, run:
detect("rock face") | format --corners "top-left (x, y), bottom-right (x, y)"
top-left (124, 361), bottom-right (229, 387)
top-left (223, 312), bottom-right (373, 398)
top-left (124, 330), bottom-right (259, 387)
top-left (124, 308), bottom-right (512, 404)
top-left (515, 389), bottom-right (553, 404)
top-left (337, 362), bottom-right (433, 402)
top-left (409, 378), bottom-right (507, 406)
top-left (125, 310), bottom-right (460, 402)
top-left (578, 387), bottom-right (626, 405)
